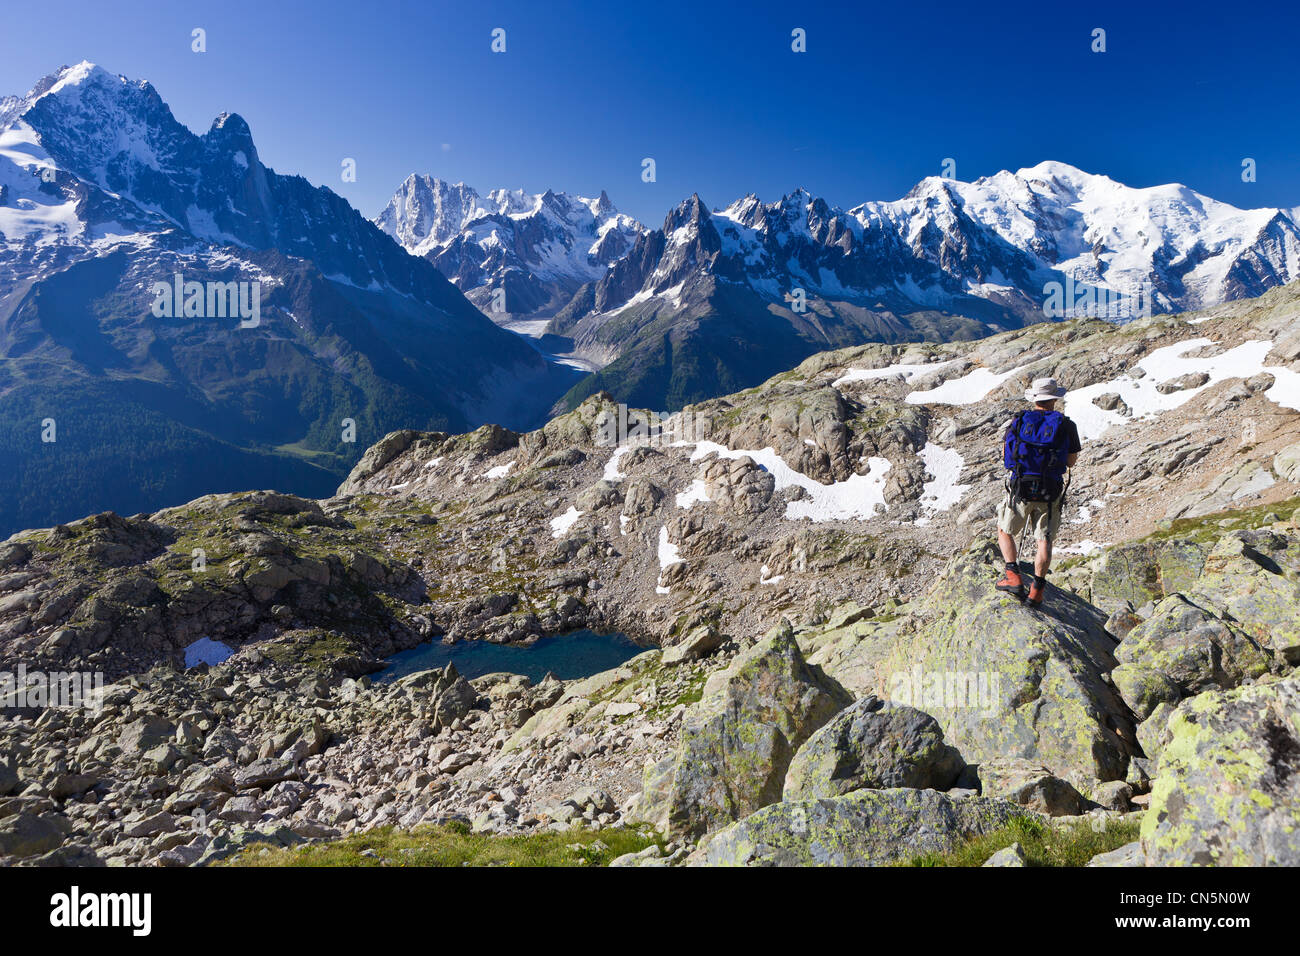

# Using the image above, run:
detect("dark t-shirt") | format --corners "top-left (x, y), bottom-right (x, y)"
top-left (1059, 416), bottom-right (1082, 455)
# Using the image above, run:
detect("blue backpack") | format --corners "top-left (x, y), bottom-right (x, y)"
top-left (1003, 409), bottom-right (1069, 502)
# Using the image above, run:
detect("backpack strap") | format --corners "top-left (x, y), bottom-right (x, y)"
top-left (1006, 410), bottom-right (1026, 505)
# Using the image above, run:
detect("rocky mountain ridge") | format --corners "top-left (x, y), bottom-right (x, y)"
top-left (544, 162), bottom-right (1300, 412)
top-left (372, 161), bottom-right (1300, 415)
top-left (0, 63), bottom-right (575, 536)
top-left (374, 174), bottom-right (642, 319)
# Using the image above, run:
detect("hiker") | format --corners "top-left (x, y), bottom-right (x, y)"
top-left (995, 377), bottom-right (1081, 606)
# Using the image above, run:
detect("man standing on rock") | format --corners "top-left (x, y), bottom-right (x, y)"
top-left (994, 377), bottom-right (1081, 607)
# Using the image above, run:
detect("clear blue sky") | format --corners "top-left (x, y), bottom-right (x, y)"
top-left (4, 0), bottom-right (1299, 227)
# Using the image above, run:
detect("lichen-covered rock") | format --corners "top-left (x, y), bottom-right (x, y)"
top-left (505, 696), bottom-right (591, 750)
top-left (1104, 602), bottom-right (1145, 641)
top-left (812, 544), bottom-right (1137, 789)
top-left (634, 624), bottom-right (852, 838)
top-left (1164, 460), bottom-right (1277, 520)
top-left (798, 613), bottom-right (903, 697)
top-left (1092, 780), bottom-right (1133, 811)
top-left (661, 625), bottom-right (723, 665)
top-left (233, 758), bottom-right (299, 791)
top-left (1188, 530), bottom-right (1300, 665)
top-left (0, 761), bottom-right (19, 796)
top-left (117, 716), bottom-right (176, 755)
top-left (1090, 538), bottom-right (1209, 610)
top-left (1110, 663), bottom-right (1182, 722)
top-left (395, 664), bottom-right (479, 731)
top-left (1137, 702), bottom-right (1177, 763)
top-left (0, 811), bottom-right (70, 857)
top-left (695, 788), bottom-right (1025, 866)
top-left (336, 429), bottom-right (426, 494)
top-left (983, 842), bottom-right (1028, 866)
top-left (1275, 441), bottom-right (1300, 483)
top-left (1115, 594), bottom-right (1269, 695)
top-left (575, 480), bottom-right (622, 513)
top-left (975, 756), bottom-right (1085, 816)
top-left (1141, 678), bottom-right (1300, 866)
top-left (783, 695), bottom-right (963, 800)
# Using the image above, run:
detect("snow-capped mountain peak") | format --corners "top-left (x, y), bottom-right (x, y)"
top-left (0, 62), bottom-right (576, 538)
top-left (375, 173), bottom-right (643, 315)
top-left (545, 164), bottom-right (1300, 414)
top-left (851, 162), bottom-right (1300, 311)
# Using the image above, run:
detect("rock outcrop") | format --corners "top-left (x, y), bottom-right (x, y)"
top-left (695, 788), bottom-right (1025, 866)
top-left (782, 696), bottom-right (963, 800)
top-left (1141, 677), bottom-right (1300, 866)
top-left (634, 626), bottom-right (851, 838)
top-left (800, 543), bottom-right (1138, 791)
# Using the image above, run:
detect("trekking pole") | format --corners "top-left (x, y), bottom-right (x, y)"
top-left (1056, 468), bottom-right (1072, 566)
top-left (1036, 468), bottom-right (1071, 582)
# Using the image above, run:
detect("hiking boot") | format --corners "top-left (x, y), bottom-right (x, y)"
top-left (1027, 577), bottom-right (1047, 606)
top-left (995, 566), bottom-right (1025, 600)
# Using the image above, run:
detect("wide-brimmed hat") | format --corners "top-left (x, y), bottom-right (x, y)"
top-left (1025, 377), bottom-right (1067, 402)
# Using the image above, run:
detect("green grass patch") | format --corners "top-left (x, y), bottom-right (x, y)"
top-left (1146, 494), bottom-right (1300, 545)
top-left (1052, 553), bottom-right (1092, 573)
top-left (220, 822), bottom-right (663, 867)
top-left (644, 669), bottom-right (708, 721)
top-left (261, 630), bottom-right (361, 671)
top-left (901, 814), bottom-right (1141, 867)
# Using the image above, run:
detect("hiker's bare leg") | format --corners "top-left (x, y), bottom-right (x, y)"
top-left (1035, 539), bottom-right (1052, 578)
top-left (998, 530), bottom-right (1018, 565)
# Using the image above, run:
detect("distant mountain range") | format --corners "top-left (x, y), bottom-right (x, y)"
top-left (379, 162), bottom-right (1300, 413)
top-left (4, 61), bottom-right (1299, 535)
top-left (0, 63), bottom-right (575, 536)
top-left (374, 175), bottom-right (641, 317)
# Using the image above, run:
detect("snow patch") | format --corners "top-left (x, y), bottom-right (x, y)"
top-left (1060, 540), bottom-right (1108, 556)
top-left (906, 365), bottom-right (1029, 406)
top-left (1070, 498), bottom-right (1107, 525)
top-left (676, 479), bottom-right (710, 509)
top-left (655, 526), bottom-right (684, 594)
top-left (603, 445), bottom-right (630, 481)
top-left (1065, 338), bottom-right (1275, 440)
top-left (184, 637), bottom-right (234, 668)
top-left (917, 442), bottom-right (969, 516)
top-left (689, 441), bottom-right (891, 521)
top-left (833, 359), bottom-right (957, 388)
top-left (657, 526), bottom-right (684, 569)
top-left (549, 506), bottom-right (583, 538)
top-left (1265, 366), bottom-right (1300, 412)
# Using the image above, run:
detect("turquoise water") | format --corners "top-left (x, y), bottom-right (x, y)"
top-left (376, 629), bottom-right (646, 684)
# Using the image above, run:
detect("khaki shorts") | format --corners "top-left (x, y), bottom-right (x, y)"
top-left (997, 496), bottom-right (1063, 543)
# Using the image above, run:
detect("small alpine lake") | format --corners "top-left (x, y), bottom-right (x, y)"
top-left (375, 629), bottom-right (649, 684)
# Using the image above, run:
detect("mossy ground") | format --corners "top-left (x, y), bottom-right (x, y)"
top-left (652, 670), bottom-right (708, 716)
top-left (1148, 494), bottom-right (1300, 545)
top-left (220, 822), bottom-right (663, 867)
top-left (1051, 495), bottom-right (1300, 577)
top-left (901, 814), bottom-right (1141, 867)
top-left (261, 629), bottom-right (361, 670)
